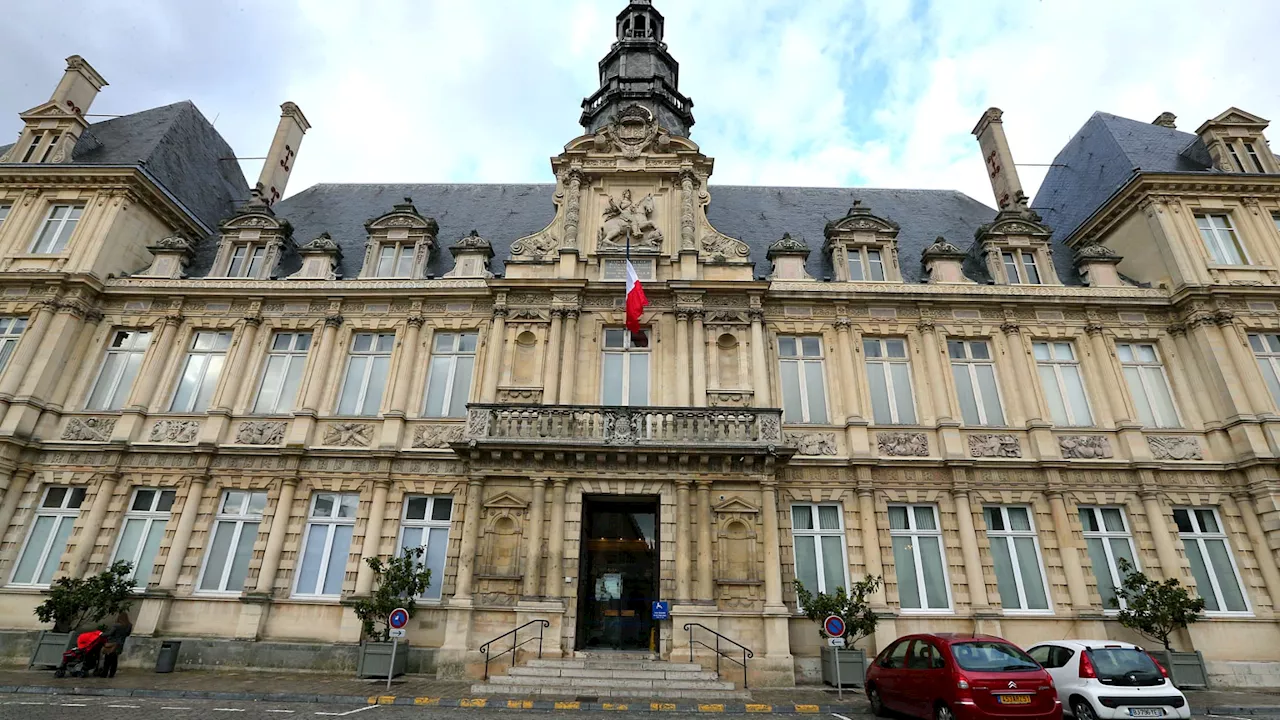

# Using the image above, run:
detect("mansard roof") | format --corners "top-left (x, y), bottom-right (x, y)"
top-left (0, 101), bottom-right (248, 233)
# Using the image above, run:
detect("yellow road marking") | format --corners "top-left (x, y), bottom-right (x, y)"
top-left (375, 696), bottom-right (396, 705)
top-left (554, 701), bottom-right (581, 710)
top-left (698, 704), bottom-right (725, 712)
top-left (602, 703), bottom-right (629, 711)
top-left (413, 697), bottom-right (439, 706)
top-left (459, 698), bottom-right (488, 708)
top-left (745, 704), bottom-right (773, 713)
top-left (794, 704), bottom-right (821, 713)
top-left (651, 702), bottom-right (677, 711)
top-left (506, 700), bottom-right (534, 709)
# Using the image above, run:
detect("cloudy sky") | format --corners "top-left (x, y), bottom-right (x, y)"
top-left (1, 0), bottom-right (1277, 208)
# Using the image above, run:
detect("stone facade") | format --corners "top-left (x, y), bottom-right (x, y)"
top-left (2, 5), bottom-right (1280, 688)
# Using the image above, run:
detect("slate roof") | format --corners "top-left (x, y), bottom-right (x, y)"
top-left (1032, 112), bottom-right (1214, 249)
top-left (218, 183), bottom-right (1001, 283)
top-left (0, 101), bottom-right (248, 233)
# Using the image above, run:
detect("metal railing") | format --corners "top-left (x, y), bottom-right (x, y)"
top-left (683, 623), bottom-right (753, 689)
top-left (478, 619), bottom-right (550, 681)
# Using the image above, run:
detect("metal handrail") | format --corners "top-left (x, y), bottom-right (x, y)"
top-left (683, 622), bottom-right (754, 689)
top-left (478, 619), bottom-right (550, 680)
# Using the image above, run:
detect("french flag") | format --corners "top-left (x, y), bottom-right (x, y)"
top-left (624, 258), bottom-right (649, 347)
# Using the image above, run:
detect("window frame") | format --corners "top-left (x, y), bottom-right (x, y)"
top-left (169, 330), bottom-right (233, 414)
top-left (375, 243), bottom-right (416, 278)
top-left (0, 203), bottom-right (11, 229)
top-left (195, 489), bottom-right (268, 595)
top-left (1115, 342), bottom-right (1181, 428)
top-left (292, 492), bottom-right (359, 599)
top-left (1001, 249), bottom-right (1042, 285)
top-left (1195, 212), bottom-right (1248, 265)
top-left (252, 331), bottom-right (313, 415)
top-left (226, 243), bottom-right (268, 278)
top-left (1032, 341), bottom-right (1093, 427)
top-left (864, 337), bottom-right (917, 425)
top-left (85, 329), bottom-right (152, 411)
top-left (777, 335), bottom-right (829, 424)
top-left (423, 331), bottom-right (478, 418)
top-left (1249, 332), bottom-right (1280, 410)
top-left (9, 486), bottom-right (85, 587)
top-left (847, 246), bottom-right (887, 282)
top-left (600, 328), bottom-right (650, 407)
top-left (29, 203), bottom-right (85, 254)
top-left (1173, 506), bottom-right (1252, 616)
top-left (1243, 141), bottom-right (1265, 173)
top-left (947, 339), bottom-right (1006, 427)
top-left (1078, 506), bottom-right (1139, 613)
top-left (887, 503), bottom-right (954, 613)
top-left (110, 488), bottom-right (176, 587)
top-left (984, 505), bottom-right (1053, 615)
top-left (335, 332), bottom-right (395, 416)
top-left (397, 495), bottom-right (454, 603)
top-left (789, 502), bottom-right (849, 595)
top-left (0, 316), bottom-right (28, 376)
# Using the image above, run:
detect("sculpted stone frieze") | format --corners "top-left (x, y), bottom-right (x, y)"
top-left (412, 424), bottom-right (466, 449)
top-left (1058, 435), bottom-right (1113, 459)
top-left (877, 432), bottom-right (929, 457)
top-left (1147, 435), bottom-right (1203, 461)
top-left (768, 280), bottom-right (1167, 299)
top-left (598, 189), bottom-right (663, 251)
top-left (968, 433), bottom-right (1021, 458)
top-left (323, 422), bottom-right (373, 447)
top-left (235, 421), bottom-right (286, 445)
top-left (108, 278), bottom-right (487, 290)
top-left (149, 419), bottom-right (199, 443)
top-left (785, 432), bottom-right (837, 456)
top-left (62, 417), bottom-right (116, 442)
top-left (707, 390), bottom-right (752, 408)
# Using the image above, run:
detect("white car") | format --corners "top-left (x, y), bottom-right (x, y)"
top-left (1027, 640), bottom-right (1190, 720)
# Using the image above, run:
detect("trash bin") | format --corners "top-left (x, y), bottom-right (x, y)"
top-left (155, 641), bottom-right (181, 673)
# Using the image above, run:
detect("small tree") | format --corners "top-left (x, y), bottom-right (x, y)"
top-left (35, 561), bottom-right (135, 633)
top-left (351, 548), bottom-right (432, 642)
top-left (1112, 557), bottom-right (1205, 651)
top-left (794, 575), bottom-right (883, 646)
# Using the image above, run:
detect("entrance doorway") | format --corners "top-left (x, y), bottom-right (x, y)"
top-left (575, 496), bottom-right (660, 650)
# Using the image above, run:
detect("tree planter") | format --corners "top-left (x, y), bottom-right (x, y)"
top-left (821, 646), bottom-right (866, 687)
top-left (1148, 649), bottom-right (1208, 689)
top-left (357, 640), bottom-right (408, 679)
top-left (28, 630), bottom-right (76, 669)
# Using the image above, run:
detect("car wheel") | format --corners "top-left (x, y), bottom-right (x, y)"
top-left (867, 687), bottom-right (888, 718)
top-left (934, 703), bottom-right (954, 720)
top-left (1072, 698), bottom-right (1099, 720)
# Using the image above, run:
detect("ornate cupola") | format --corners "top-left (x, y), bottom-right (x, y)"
top-left (580, 1), bottom-right (695, 137)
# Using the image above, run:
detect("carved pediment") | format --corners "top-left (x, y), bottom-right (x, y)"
top-left (298, 232), bottom-right (341, 254)
top-left (975, 208), bottom-right (1052, 242)
top-left (1198, 106), bottom-right (1269, 131)
top-left (767, 233), bottom-right (810, 258)
top-left (713, 495), bottom-right (759, 514)
top-left (221, 210), bottom-right (285, 233)
top-left (824, 200), bottom-right (900, 241)
top-left (365, 198), bottom-right (439, 235)
top-left (483, 491), bottom-right (530, 510)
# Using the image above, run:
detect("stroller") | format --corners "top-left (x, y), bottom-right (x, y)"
top-left (54, 630), bottom-right (105, 678)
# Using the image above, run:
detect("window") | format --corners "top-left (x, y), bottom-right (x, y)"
top-left (790, 504), bottom-right (847, 594)
top-left (376, 244), bottom-right (415, 277)
top-left (253, 332), bottom-right (312, 414)
top-left (1227, 143), bottom-right (1246, 172)
top-left (0, 316), bottom-right (27, 375)
top-left (984, 506), bottom-right (1051, 612)
top-left (424, 332), bottom-right (477, 418)
top-left (905, 639), bottom-right (944, 669)
top-left (948, 340), bottom-right (1005, 426)
top-left (1001, 249), bottom-right (1042, 284)
top-left (879, 640), bottom-right (910, 669)
top-left (1250, 332), bottom-right (1280, 408)
top-left (848, 247), bottom-right (886, 281)
top-left (398, 496), bottom-right (453, 601)
top-left (21, 133), bottom-right (43, 163)
top-left (1173, 507), bottom-right (1249, 614)
top-left (1028, 644), bottom-right (1075, 670)
top-left (602, 328), bottom-right (649, 406)
top-left (1116, 343), bottom-right (1179, 428)
top-left (1079, 507), bottom-right (1138, 611)
top-left (1243, 141), bottom-right (1266, 173)
top-left (30, 204), bottom-right (84, 254)
top-left (864, 338), bottom-right (916, 424)
top-left (1033, 341), bottom-right (1092, 427)
top-left (170, 331), bottom-right (232, 413)
top-left (1195, 213), bottom-right (1247, 265)
top-left (86, 330), bottom-right (152, 411)
top-left (336, 332), bottom-right (394, 416)
top-left (111, 488), bottom-right (175, 587)
top-left (10, 486), bottom-right (85, 586)
top-left (293, 493), bottom-right (358, 597)
top-left (888, 505), bottom-right (951, 611)
top-left (602, 258), bottom-right (654, 281)
top-left (1273, 212), bottom-right (1279, 236)
top-left (778, 336), bottom-right (828, 423)
top-left (227, 244), bottom-right (267, 278)
top-left (0, 204), bottom-right (10, 228)
top-left (198, 490), bottom-right (266, 594)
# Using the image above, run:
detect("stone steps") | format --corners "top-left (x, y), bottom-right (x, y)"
top-left (470, 683), bottom-right (751, 700)
top-left (472, 655), bottom-right (749, 700)
top-left (508, 665), bottom-right (720, 680)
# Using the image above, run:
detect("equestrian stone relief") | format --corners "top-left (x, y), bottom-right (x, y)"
top-left (598, 189), bottom-right (663, 251)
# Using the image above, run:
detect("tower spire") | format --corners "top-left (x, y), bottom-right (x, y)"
top-left (580, 1), bottom-right (695, 137)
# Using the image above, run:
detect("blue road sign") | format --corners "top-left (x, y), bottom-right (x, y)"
top-left (651, 601), bottom-right (670, 620)
top-left (823, 615), bottom-right (846, 638)
top-left (389, 607), bottom-right (409, 629)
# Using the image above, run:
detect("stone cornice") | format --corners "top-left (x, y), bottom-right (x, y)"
top-left (768, 279), bottom-right (1168, 302)
top-left (107, 277), bottom-right (489, 292)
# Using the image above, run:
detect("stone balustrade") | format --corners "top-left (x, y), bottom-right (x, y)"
top-left (465, 403), bottom-right (784, 449)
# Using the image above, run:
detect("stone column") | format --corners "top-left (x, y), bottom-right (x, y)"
top-left (542, 310), bottom-right (563, 405)
top-left (545, 479), bottom-right (567, 600)
top-left (675, 480), bottom-right (692, 601)
top-left (835, 319), bottom-right (863, 420)
top-left (1140, 488), bottom-right (1182, 581)
top-left (951, 489), bottom-right (990, 610)
top-left (1186, 313), bottom-right (1251, 418)
top-left (760, 481), bottom-right (785, 610)
top-left (1001, 322), bottom-right (1043, 423)
top-left (1218, 312), bottom-right (1266, 416)
top-left (1157, 330), bottom-right (1202, 428)
top-left (65, 473), bottom-right (118, 578)
top-left (300, 316), bottom-right (342, 413)
top-left (918, 319), bottom-right (951, 422)
top-left (695, 480), bottom-right (714, 601)
top-left (523, 478), bottom-right (547, 598)
top-left (675, 310), bottom-right (691, 406)
top-left (562, 170), bottom-right (583, 250)
top-left (1170, 325), bottom-right (1217, 423)
top-left (453, 478), bottom-right (485, 602)
top-left (386, 317), bottom-right (423, 416)
top-left (679, 171), bottom-right (697, 252)
top-left (134, 314), bottom-right (184, 411)
top-left (1226, 492), bottom-right (1280, 609)
top-left (37, 310), bottom-right (103, 420)
top-left (0, 466), bottom-right (34, 556)
top-left (1084, 325), bottom-right (1123, 426)
top-left (557, 310), bottom-right (580, 405)
top-left (691, 311), bottom-right (707, 407)
top-left (354, 480), bottom-right (391, 595)
top-left (481, 307), bottom-right (507, 402)
top-left (157, 474), bottom-right (207, 590)
top-left (0, 299), bottom-right (58, 402)
top-left (254, 477), bottom-right (298, 594)
top-left (750, 309), bottom-right (771, 407)
top-left (1047, 490), bottom-right (1092, 610)
top-left (856, 484), bottom-right (887, 607)
top-left (211, 317), bottom-right (261, 413)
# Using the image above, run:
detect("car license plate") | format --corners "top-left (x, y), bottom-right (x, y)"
top-left (996, 694), bottom-right (1032, 705)
top-left (1128, 710), bottom-right (1165, 718)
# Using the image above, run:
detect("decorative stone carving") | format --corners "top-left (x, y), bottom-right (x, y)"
top-left (62, 417), bottom-right (116, 442)
top-left (495, 387), bottom-right (542, 404)
top-left (323, 422), bottom-right (373, 447)
top-left (877, 432), bottom-right (929, 457)
top-left (708, 390), bottom-right (753, 407)
top-left (467, 407), bottom-right (492, 438)
top-left (412, 424), bottom-right (466, 449)
top-left (1058, 435), bottom-right (1113, 459)
top-left (922, 236), bottom-right (965, 258)
top-left (785, 432), bottom-right (837, 456)
top-left (700, 223), bottom-right (751, 262)
top-left (1147, 436), bottom-right (1203, 461)
top-left (149, 419), bottom-right (199, 443)
top-left (598, 189), bottom-right (663, 251)
top-left (288, 232), bottom-right (343, 280)
top-left (759, 414), bottom-right (782, 443)
top-left (968, 433), bottom-right (1021, 458)
top-left (767, 232), bottom-right (810, 257)
top-left (595, 103), bottom-right (668, 159)
top-left (509, 228), bottom-right (559, 260)
top-left (235, 421), bottom-right (286, 445)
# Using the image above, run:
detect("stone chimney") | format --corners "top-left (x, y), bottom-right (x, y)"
top-left (0, 55), bottom-right (108, 164)
top-left (255, 102), bottom-right (311, 206)
top-left (971, 108), bottom-right (1025, 211)
top-left (1152, 112), bottom-right (1177, 129)
top-left (51, 55), bottom-right (108, 116)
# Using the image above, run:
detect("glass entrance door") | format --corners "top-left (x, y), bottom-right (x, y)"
top-left (575, 496), bottom-right (659, 650)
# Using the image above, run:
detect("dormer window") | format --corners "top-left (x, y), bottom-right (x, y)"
top-left (975, 208), bottom-right (1059, 286)
top-left (227, 244), bottom-right (268, 278)
top-left (211, 205), bottom-right (291, 280)
top-left (1195, 212), bottom-right (1248, 265)
top-left (30, 204), bottom-right (83, 254)
top-left (1227, 143), bottom-right (1247, 172)
top-left (1196, 108), bottom-right (1277, 174)
top-left (824, 201), bottom-right (903, 283)
top-left (376, 243), bottom-right (415, 278)
top-left (21, 133), bottom-right (44, 163)
top-left (849, 247), bottom-right (886, 281)
top-left (359, 199), bottom-right (438, 280)
top-left (1244, 141), bottom-right (1266, 173)
top-left (1002, 250), bottom-right (1041, 284)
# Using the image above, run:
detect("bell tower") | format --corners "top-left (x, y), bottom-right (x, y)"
top-left (580, 1), bottom-right (695, 137)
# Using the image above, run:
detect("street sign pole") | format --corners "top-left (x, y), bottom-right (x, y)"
top-left (835, 643), bottom-right (842, 701)
top-left (386, 637), bottom-right (397, 692)
top-left (386, 607), bottom-right (410, 691)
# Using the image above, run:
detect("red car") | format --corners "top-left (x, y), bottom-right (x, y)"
top-left (865, 633), bottom-right (1062, 720)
